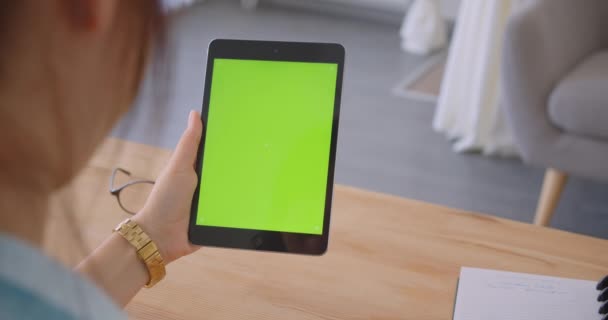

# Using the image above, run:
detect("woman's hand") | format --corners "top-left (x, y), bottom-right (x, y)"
top-left (133, 110), bottom-right (203, 264)
top-left (77, 111), bottom-right (202, 305)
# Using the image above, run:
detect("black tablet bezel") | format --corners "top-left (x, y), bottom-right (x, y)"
top-left (188, 39), bottom-right (344, 255)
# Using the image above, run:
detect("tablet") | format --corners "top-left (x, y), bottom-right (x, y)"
top-left (188, 39), bottom-right (344, 255)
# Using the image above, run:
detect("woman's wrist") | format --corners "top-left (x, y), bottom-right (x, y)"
top-left (76, 233), bottom-right (149, 306)
top-left (131, 213), bottom-right (172, 264)
top-left (108, 232), bottom-right (150, 286)
top-left (113, 218), bottom-right (167, 288)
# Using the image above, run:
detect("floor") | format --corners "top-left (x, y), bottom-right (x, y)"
top-left (112, 0), bottom-right (608, 239)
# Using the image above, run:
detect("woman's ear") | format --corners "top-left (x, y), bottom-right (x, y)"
top-left (61, 0), bottom-right (117, 32)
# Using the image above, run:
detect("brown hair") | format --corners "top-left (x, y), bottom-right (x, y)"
top-left (0, 1), bottom-right (166, 192)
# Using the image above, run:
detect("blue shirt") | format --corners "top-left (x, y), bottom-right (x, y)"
top-left (0, 233), bottom-right (126, 320)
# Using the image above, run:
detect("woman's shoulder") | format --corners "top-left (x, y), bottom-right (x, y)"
top-left (0, 233), bottom-right (127, 320)
top-left (0, 276), bottom-right (78, 320)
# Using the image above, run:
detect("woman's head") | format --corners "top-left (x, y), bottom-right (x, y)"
top-left (0, 0), bottom-right (163, 193)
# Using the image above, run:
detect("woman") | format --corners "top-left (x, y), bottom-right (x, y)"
top-left (0, 1), bottom-right (202, 318)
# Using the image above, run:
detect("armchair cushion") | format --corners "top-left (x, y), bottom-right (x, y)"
top-left (549, 51), bottom-right (608, 141)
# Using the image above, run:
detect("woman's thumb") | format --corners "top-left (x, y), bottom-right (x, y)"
top-left (170, 110), bottom-right (203, 171)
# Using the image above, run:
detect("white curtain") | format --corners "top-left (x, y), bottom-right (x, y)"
top-left (400, 0), bottom-right (448, 55)
top-left (433, 0), bottom-right (519, 156)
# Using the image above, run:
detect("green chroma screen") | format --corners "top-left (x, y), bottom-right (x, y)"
top-left (196, 58), bottom-right (338, 235)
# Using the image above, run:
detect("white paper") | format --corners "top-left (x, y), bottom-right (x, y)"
top-left (453, 267), bottom-right (602, 320)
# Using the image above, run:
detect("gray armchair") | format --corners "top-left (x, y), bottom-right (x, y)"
top-left (502, 0), bottom-right (608, 226)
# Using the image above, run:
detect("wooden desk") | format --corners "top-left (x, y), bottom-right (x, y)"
top-left (45, 138), bottom-right (608, 320)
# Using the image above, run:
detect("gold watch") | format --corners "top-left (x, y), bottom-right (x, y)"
top-left (113, 218), bottom-right (166, 288)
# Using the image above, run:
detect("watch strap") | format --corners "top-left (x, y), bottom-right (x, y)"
top-left (114, 218), bottom-right (166, 288)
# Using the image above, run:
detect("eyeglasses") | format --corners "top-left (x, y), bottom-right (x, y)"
top-left (109, 168), bottom-right (155, 215)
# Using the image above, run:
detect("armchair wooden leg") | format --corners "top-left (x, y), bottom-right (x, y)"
top-left (534, 168), bottom-right (568, 226)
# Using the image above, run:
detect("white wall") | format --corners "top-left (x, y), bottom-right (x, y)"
top-left (261, 0), bottom-right (462, 23)
top-left (307, 0), bottom-right (410, 12)
top-left (295, 0), bottom-right (461, 20)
